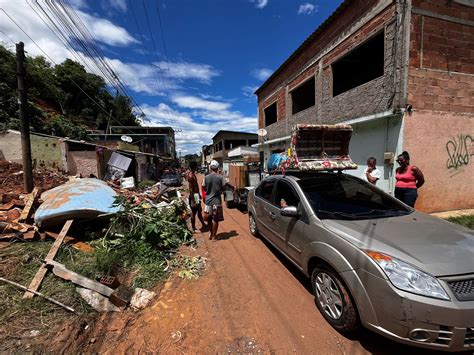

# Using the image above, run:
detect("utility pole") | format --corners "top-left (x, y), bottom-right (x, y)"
top-left (16, 42), bottom-right (34, 193)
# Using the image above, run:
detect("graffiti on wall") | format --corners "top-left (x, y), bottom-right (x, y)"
top-left (446, 134), bottom-right (474, 170)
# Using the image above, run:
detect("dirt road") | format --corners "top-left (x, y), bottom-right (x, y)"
top-left (49, 194), bottom-right (445, 354)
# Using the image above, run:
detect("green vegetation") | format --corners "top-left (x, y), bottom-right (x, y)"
top-left (446, 215), bottom-right (474, 230)
top-left (96, 196), bottom-right (192, 288)
top-left (137, 179), bottom-right (157, 189)
top-left (0, 44), bottom-right (139, 138)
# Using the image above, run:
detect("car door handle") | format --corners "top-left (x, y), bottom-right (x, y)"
top-left (269, 212), bottom-right (276, 220)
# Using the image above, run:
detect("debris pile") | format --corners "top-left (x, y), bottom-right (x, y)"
top-left (0, 169), bottom-right (195, 315)
top-left (0, 161), bottom-right (68, 196)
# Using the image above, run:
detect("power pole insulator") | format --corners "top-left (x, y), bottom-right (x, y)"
top-left (16, 42), bottom-right (34, 193)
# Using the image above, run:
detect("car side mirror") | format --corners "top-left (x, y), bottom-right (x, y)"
top-left (280, 206), bottom-right (300, 218)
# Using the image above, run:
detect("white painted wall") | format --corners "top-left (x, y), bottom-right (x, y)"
top-left (346, 116), bottom-right (403, 194)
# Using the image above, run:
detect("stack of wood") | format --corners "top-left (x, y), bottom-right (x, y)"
top-left (0, 188), bottom-right (93, 252)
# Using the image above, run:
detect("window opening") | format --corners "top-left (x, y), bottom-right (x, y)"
top-left (332, 31), bottom-right (384, 96)
top-left (264, 102), bottom-right (277, 126)
top-left (291, 77), bottom-right (315, 114)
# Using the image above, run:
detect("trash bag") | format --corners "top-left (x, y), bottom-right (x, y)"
top-left (267, 153), bottom-right (287, 172)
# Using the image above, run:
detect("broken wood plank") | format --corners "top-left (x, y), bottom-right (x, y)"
top-left (18, 187), bottom-right (39, 222)
top-left (0, 277), bottom-right (76, 313)
top-left (45, 259), bottom-right (114, 297)
top-left (44, 231), bottom-right (94, 253)
top-left (22, 219), bottom-right (73, 299)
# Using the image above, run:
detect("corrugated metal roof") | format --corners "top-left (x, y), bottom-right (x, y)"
top-left (254, 0), bottom-right (352, 96)
top-left (107, 152), bottom-right (132, 171)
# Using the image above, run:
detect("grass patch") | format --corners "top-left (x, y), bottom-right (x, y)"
top-left (446, 215), bottom-right (474, 230)
top-left (0, 241), bottom-right (94, 349)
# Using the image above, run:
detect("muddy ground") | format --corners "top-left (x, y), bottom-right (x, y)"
top-left (35, 202), bottom-right (451, 354)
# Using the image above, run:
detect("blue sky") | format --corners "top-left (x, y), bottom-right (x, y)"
top-left (0, 0), bottom-right (343, 155)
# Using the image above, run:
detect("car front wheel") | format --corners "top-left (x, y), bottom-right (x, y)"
top-left (311, 265), bottom-right (359, 333)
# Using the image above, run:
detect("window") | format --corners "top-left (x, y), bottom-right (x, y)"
top-left (332, 31), bottom-right (384, 96)
top-left (264, 102), bottom-right (277, 126)
top-left (291, 77), bottom-right (315, 114)
top-left (274, 180), bottom-right (299, 208)
top-left (255, 179), bottom-right (275, 203)
top-left (298, 175), bottom-right (411, 220)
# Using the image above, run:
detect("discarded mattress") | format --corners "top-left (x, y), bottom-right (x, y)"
top-left (35, 178), bottom-right (120, 227)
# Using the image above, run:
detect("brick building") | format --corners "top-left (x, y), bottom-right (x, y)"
top-left (255, 0), bottom-right (473, 213)
top-left (210, 130), bottom-right (258, 173)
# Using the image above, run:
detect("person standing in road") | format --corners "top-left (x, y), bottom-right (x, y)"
top-left (361, 157), bottom-right (382, 185)
top-left (204, 160), bottom-right (231, 240)
top-left (395, 151), bottom-right (425, 207)
top-left (187, 161), bottom-right (206, 232)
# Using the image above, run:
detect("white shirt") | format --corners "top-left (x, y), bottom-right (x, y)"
top-left (361, 167), bottom-right (382, 183)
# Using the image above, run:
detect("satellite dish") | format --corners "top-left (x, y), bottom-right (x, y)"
top-left (257, 128), bottom-right (268, 137)
top-left (121, 135), bottom-right (133, 143)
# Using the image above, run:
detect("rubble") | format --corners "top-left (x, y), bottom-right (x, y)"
top-left (0, 158), bottom-right (197, 319)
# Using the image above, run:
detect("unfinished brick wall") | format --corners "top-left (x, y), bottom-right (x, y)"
top-left (67, 151), bottom-right (99, 177)
top-left (408, 11), bottom-right (474, 113)
top-left (258, 1), bottom-right (402, 140)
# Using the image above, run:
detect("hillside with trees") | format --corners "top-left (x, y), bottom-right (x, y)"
top-left (0, 44), bottom-right (139, 139)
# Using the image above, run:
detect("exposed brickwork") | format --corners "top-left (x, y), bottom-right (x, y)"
top-left (408, 13), bottom-right (474, 113)
top-left (288, 66), bottom-right (316, 91)
top-left (258, 0), bottom-right (379, 100)
top-left (412, 0), bottom-right (474, 22)
top-left (258, 2), bottom-right (400, 140)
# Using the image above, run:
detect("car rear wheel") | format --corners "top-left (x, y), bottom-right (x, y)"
top-left (311, 265), bottom-right (359, 333)
top-left (249, 213), bottom-right (259, 237)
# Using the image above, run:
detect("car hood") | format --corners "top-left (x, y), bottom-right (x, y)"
top-left (322, 211), bottom-right (474, 277)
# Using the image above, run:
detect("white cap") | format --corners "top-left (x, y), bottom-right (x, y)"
top-left (210, 160), bottom-right (219, 169)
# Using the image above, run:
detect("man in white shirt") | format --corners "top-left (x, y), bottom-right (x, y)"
top-left (361, 157), bottom-right (382, 185)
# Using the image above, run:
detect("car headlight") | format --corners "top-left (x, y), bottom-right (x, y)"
top-left (365, 250), bottom-right (450, 301)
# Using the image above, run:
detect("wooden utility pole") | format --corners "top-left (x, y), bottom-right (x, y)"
top-left (16, 42), bottom-right (34, 193)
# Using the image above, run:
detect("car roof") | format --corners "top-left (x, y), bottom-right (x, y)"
top-left (266, 171), bottom-right (346, 182)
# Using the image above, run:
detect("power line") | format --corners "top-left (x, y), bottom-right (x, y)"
top-left (0, 7), bottom-right (141, 137)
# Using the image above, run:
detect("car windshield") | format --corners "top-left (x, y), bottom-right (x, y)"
top-left (163, 173), bottom-right (178, 179)
top-left (297, 175), bottom-right (412, 220)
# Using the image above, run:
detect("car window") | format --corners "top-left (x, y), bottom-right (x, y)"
top-left (298, 175), bottom-right (411, 220)
top-left (255, 179), bottom-right (275, 203)
top-left (274, 180), bottom-right (299, 208)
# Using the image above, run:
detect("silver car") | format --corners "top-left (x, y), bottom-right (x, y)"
top-left (247, 172), bottom-right (474, 352)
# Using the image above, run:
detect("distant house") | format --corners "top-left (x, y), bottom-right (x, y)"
top-left (211, 130), bottom-right (258, 173)
top-left (255, 0), bottom-right (474, 213)
top-left (88, 126), bottom-right (176, 160)
top-left (0, 130), bottom-right (167, 182)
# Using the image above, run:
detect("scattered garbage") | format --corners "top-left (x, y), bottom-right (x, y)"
top-left (120, 176), bottom-right (135, 189)
top-left (130, 288), bottom-right (156, 309)
top-left (167, 255), bottom-right (208, 280)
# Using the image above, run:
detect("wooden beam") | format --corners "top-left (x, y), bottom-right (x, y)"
top-left (22, 219), bottom-right (73, 299)
top-left (45, 260), bottom-right (114, 297)
top-left (18, 187), bottom-right (38, 222)
top-left (45, 231), bottom-right (94, 253)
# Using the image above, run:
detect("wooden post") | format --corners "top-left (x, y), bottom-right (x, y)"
top-left (23, 219), bottom-right (73, 299)
top-left (16, 42), bottom-right (34, 193)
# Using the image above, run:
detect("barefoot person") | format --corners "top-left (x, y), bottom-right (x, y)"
top-left (204, 160), bottom-right (232, 240)
top-left (187, 161), bottom-right (206, 232)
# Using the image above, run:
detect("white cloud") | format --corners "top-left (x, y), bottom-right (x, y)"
top-left (142, 97), bottom-right (257, 154)
top-left (153, 61), bottom-right (220, 84)
top-left (298, 3), bottom-right (318, 15)
top-left (251, 0), bottom-right (269, 9)
top-left (242, 85), bottom-right (258, 97)
top-left (172, 95), bottom-right (231, 112)
top-left (79, 11), bottom-right (137, 46)
top-left (251, 68), bottom-right (273, 81)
